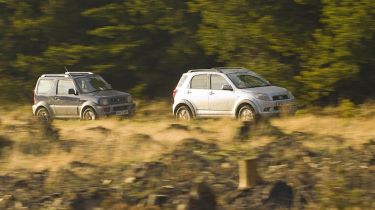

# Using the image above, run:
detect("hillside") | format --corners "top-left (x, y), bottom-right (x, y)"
top-left (0, 102), bottom-right (374, 209)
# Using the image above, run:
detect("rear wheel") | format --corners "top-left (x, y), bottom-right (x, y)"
top-left (36, 107), bottom-right (50, 122)
top-left (176, 105), bottom-right (192, 120)
top-left (82, 107), bottom-right (97, 120)
top-left (238, 105), bottom-right (256, 122)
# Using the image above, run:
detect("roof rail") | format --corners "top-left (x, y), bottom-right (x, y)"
top-left (187, 69), bottom-right (222, 73)
top-left (65, 72), bottom-right (93, 76)
top-left (214, 67), bottom-right (246, 69)
top-left (41, 74), bottom-right (68, 78)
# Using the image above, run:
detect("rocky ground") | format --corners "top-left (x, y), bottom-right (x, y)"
top-left (0, 105), bottom-right (375, 209)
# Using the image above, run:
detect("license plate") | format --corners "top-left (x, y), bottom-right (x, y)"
top-left (116, 110), bottom-right (128, 115)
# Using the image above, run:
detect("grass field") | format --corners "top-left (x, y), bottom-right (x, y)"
top-left (0, 101), bottom-right (374, 209)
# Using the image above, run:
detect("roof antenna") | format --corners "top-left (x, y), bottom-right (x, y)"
top-left (64, 66), bottom-right (71, 76)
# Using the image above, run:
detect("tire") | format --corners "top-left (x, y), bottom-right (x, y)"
top-left (176, 105), bottom-right (192, 120)
top-left (82, 107), bottom-right (97, 120)
top-left (36, 107), bottom-right (51, 122)
top-left (238, 105), bottom-right (256, 122)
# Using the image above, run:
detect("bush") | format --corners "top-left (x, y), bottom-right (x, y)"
top-left (338, 99), bottom-right (356, 118)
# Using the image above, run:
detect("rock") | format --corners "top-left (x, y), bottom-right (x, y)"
top-left (220, 162), bottom-right (231, 169)
top-left (187, 179), bottom-right (216, 210)
top-left (52, 198), bottom-right (63, 208)
top-left (147, 194), bottom-right (168, 206)
top-left (70, 161), bottom-right (95, 168)
top-left (124, 177), bottom-right (136, 184)
top-left (86, 126), bottom-right (110, 134)
top-left (14, 201), bottom-right (27, 209)
top-left (263, 181), bottom-right (294, 209)
top-left (160, 185), bottom-right (174, 189)
top-left (174, 138), bottom-right (218, 153)
top-left (110, 203), bottom-right (129, 210)
top-left (0, 195), bottom-right (13, 209)
top-left (176, 204), bottom-right (187, 210)
top-left (168, 124), bottom-right (189, 131)
top-left (102, 179), bottom-right (112, 185)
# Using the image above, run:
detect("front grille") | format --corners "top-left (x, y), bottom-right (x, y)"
top-left (272, 95), bottom-right (289, 101)
top-left (110, 96), bottom-right (127, 104)
top-left (113, 106), bottom-right (127, 111)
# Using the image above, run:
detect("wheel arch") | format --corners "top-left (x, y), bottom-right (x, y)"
top-left (80, 105), bottom-right (96, 118)
top-left (235, 100), bottom-right (258, 118)
top-left (34, 102), bottom-right (53, 117)
top-left (173, 100), bottom-right (196, 117)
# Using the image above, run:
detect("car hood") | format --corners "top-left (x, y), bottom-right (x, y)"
top-left (90, 90), bottom-right (129, 97)
top-left (241, 86), bottom-right (288, 95)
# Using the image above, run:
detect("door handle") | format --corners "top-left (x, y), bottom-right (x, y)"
top-left (187, 90), bottom-right (191, 94)
top-left (54, 97), bottom-right (60, 100)
top-left (209, 91), bottom-right (215, 95)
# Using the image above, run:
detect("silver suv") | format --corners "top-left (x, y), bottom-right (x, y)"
top-left (32, 72), bottom-right (135, 121)
top-left (172, 67), bottom-right (296, 121)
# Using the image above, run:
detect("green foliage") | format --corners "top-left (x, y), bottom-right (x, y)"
top-left (0, 0), bottom-right (374, 103)
top-left (338, 99), bottom-right (356, 118)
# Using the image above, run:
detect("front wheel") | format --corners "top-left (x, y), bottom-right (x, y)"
top-left (82, 107), bottom-right (97, 120)
top-left (238, 105), bottom-right (256, 122)
top-left (176, 105), bottom-right (192, 120)
top-left (36, 107), bottom-right (51, 122)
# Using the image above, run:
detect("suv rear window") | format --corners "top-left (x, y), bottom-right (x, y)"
top-left (190, 75), bottom-right (208, 89)
top-left (37, 79), bottom-right (54, 94)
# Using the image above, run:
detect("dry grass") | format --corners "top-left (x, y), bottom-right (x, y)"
top-left (0, 101), bottom-right (374, 173)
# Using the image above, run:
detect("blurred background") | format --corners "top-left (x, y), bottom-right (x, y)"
top-left (0, 1), bottom-right (375, 209)
top-left (0, 0), bottom-right (374, 105)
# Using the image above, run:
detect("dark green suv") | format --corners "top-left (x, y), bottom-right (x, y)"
top-left (32, 72), bottom-right (135, 121)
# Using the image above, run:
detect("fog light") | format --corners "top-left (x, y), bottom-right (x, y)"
top-left (263, 107), bottom-right (271, 112)
top-left (103, 107), bottom-right (110, 112)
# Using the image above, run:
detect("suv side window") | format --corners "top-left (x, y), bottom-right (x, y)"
top-left (211, 75), bottom-right (229, 90)
top-left (57, 80), bottom-right (75, 95)
top-left (37, 79), bottom-right (54, 95)
top-left (190, 75), bottom-right (209, 89)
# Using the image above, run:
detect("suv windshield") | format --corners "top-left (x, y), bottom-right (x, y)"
top-left (75, 75), bottom-right (112, 93)
top-left (227, 73), bottom-right (270, 89)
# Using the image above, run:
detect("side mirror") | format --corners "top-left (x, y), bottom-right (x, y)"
top-left (68, 88), bottom-right (77, 95)
top-left (222, 84), bottom-right (233, 91)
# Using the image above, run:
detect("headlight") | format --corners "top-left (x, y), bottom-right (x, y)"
top-left (254, 93), bottom-right (271, 101)
top-left (99, 98), bottom-right (110, 106)
top-left (127, 95), bottom-right (132, 103)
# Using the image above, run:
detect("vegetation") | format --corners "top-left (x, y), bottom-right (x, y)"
top-left (0, 0), bottom-right (374, 104)
top-left (0, 102), bottom-right (374, 209)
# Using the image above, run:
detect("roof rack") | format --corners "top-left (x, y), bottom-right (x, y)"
top-left (65, 72), bottom-right (93, 76)
top-left (187, 69), bottom-right (222, 73)
top-left (214, 67), bottom-right (246, 69)
top-left (41, 74), bottom-right (68, 78)
top-left (187, 67), bottom-right (249, 73)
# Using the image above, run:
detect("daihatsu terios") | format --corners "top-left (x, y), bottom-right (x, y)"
top-left (172, 67), bottom-right (296, 121)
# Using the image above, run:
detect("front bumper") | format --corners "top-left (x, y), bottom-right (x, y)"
top-left (94, 103), bottom-right (136, 117)
top-left (256, 99), bottom-right (297, 117)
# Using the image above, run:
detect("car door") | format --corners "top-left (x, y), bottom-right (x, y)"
top-left (208, 74), bottom-right (236, 115)
top-left (53, 79), bottom-right (80, 116)
top-left (185, 74), bottom-right (209, 115)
